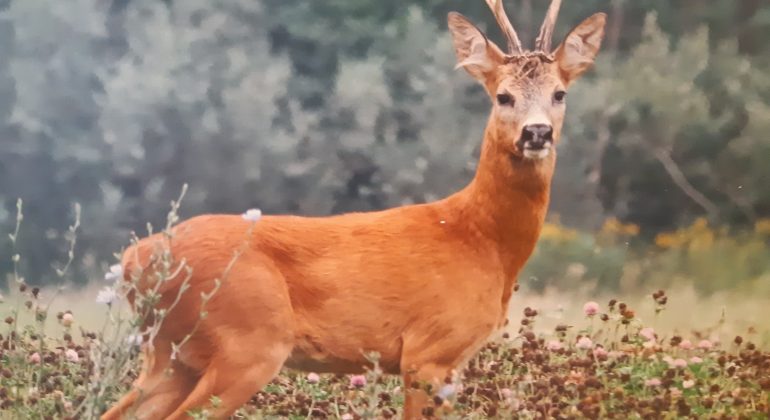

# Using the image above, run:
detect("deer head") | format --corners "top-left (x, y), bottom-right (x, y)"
top-left (448, 0), bottom-right (606, 161)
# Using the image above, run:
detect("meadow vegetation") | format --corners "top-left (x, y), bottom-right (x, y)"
top-left (1, 202), bottom-right (769, 419)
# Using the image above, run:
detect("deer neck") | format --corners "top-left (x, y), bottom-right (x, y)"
top-left (453, 119), bottom-right (555, 274)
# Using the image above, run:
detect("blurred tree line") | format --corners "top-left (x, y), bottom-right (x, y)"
top-left (0, 0), bottom-right (768, 285)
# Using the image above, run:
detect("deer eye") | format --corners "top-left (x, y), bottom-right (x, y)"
top-left (496, 93), bottom-right (514, 106)
top-left (553, 90), bottom-right (567, 103)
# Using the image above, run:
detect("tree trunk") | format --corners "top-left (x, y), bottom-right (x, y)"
top-left (654, 148), bottom-right (720, 221)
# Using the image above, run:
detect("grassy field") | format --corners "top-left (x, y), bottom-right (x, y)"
top-left (1, 283), bottom-right (769, 419)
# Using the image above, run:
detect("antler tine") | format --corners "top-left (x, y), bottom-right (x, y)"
top-left (484, 0), bottom-right (524, 55)
top-left (535, 0), bottom-right (562, 53)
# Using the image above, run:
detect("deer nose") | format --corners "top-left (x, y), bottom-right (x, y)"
top-left (520, 124), bottom-right (553, 148)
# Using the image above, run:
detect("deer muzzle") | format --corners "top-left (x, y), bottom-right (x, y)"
top-left (518, 123), bottom-right (553, 159)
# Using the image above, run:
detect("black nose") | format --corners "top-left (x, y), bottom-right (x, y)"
top-left (521, 124), bottom-right (553, 148)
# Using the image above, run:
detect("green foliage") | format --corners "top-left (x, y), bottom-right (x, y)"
top-left (523, 218), bottom-right (770, 295)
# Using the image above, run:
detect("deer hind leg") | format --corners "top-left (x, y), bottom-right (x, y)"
top-left (101, 369), bottom-right (146, 420)
top-left (163, 263), bottom-right (295, 419)
top-left (102, 339), bottom-right (190, 420)
top-left (163, 336), bottom-right (292, 420)
top-left (100, 364), bottom-right (196, 420)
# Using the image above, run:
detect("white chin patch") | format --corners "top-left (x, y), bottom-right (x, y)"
top-left (523, 148), bottom-right (551, 160)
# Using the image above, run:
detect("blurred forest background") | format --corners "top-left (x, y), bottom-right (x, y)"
top-left (0, 0), bottom-right (769, 294)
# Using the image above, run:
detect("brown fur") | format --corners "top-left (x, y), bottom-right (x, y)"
top-left (102, 6), bottom-right (606, 420)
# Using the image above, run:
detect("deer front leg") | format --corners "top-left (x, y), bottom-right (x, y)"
top-left (399, 332), bottom-right (477, 419)
top-left (402, 363), bottom-right (453, 420)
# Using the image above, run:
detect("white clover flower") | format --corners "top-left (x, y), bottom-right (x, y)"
top-left (582, 301), bottom-right (600, 316)
top-left (639, 327), bottom-right (656, 342)
top-left (61, 312), bottom-right (74, 327)
top-left (104, 264), bottom-right (123, 282)
top-left (576, 336), bottom-right (593, 349)
top-left (65, 348), bottom-right (79, 363)
top-left (437, 384), bottom-right (456, 400)
top-left (125, 334), bottom-right (143, 347)
top-left (96, 287), bottom-right (119, 305)
top-left (546, 340), bottom-right (563, 351)
top-left (242, 208), bottom-right (262, 222)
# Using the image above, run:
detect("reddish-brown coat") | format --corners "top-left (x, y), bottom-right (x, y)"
top-left (103, 3), bottom-right (605, 419)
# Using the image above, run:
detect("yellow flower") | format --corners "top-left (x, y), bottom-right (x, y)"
top-left (691, 217), bottom-right (709, 231)
top-left (598, 218), bottom-right (640, 245)
top-left (540, 223), bottom-right (578, 243)
top-left (655, 232), bottom-right (681, 249)
top-left (755, 219), bottom-right (770, 236)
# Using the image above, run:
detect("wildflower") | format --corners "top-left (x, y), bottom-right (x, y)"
top-left (241, 208), bottom-right (262, 222)
top-left (593, 347), bottom-right (608, 358)
top-left (697, 340), bottom-right (713, 350)
top-left (689, 356), bottom-right (703, 364)
top-left (576, 336), bottom-right (593, 349)
top-left (644, 378), bottom-right (662, 387)
top-left (341, 414), bottom-right (354, 420)
top-left (349, 375), bottom-right (366, 388)
top-left (583, 301), bottom-right (600, 317)
top-left (679, 339), bottom-right (693, 350)
top-left (500, 388), bottom-right (513, 399)
top-left (437, 384), bottom-right (456, 400)
top-left (104, 264), bottom-right (123, 282)
top-left (755, 218), bottom-right (770, 236)
top-left (65, 349), bottom-right (79, 363)
top-left (642, 341), bottom-right (656, 349)
top-left (639, 327), bottom-right (656, 342)
top-left (28, 352), bottom-right (41, 364)
top-left (61, 312), bottom-right (74, 327)
top-left (306, 372), bottom-right (320, 384)
top-left (96, 287), bottom-right (119, 305)
top-left (608, 350), bottom-right (624, 359)
top-left (392, 386), bottom-right (401, 394)
top-left (126, 334), bottom-right (143, 347)
top-left (670, 358), bottom-right (688, 369)
top-left (670, 387), bottom-right (683, 398)
top-left (546, 340), bottom-right (563, 351)
top-left (682, 380), bottom-right (695, 389)
top-left (567, 370), bottom-right (585, 384)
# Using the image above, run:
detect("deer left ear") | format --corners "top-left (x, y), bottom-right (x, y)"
top-left (554, 13), bottom-right (606, 86)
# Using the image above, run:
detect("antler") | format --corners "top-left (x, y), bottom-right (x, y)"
top-left (535, 0), bottom-right (562, 53)
top-left (484, 0), bottom-right (524, 55)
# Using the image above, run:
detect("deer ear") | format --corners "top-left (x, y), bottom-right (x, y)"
top-left (554, 13), bottom-right (606, 85)
top-left (447, 12), bottom-right (505, 83)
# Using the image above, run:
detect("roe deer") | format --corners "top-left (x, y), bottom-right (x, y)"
top-left (103, 1), bottom-right (605, 418)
